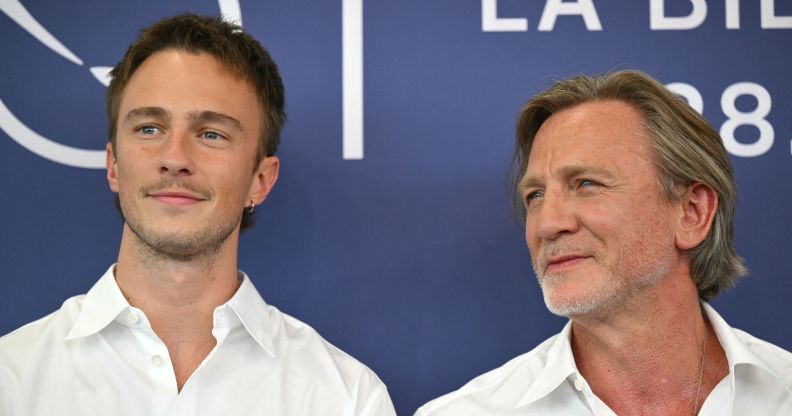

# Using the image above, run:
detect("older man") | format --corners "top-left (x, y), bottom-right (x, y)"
top-left (417, 71), bottom-right (792, 415)
top-left (0, 14), bottom-right (395, 416)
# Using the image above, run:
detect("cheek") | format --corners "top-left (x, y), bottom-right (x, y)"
top-left (577, 203), bottom-right (619, 236)
top-left (221, 171), bottom-right (255, 204)
top-left (524, 216), bottom-right (538, 245)
top-left (610, 202), bottom-right (677, 267)
top-left (115, 147), bottom-right (151, 178)
top-left (524, 221), bottom-right (542, 267)
top-left (113, 164), bottom-right (134, 192)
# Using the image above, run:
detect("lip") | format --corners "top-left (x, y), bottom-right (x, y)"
top-left (148, 190), bottom-right (206, 206)
top-left (545, 254), bottom-right (590, 274)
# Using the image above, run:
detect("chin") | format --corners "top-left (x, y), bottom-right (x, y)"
top-left (545, 297), bottom-right (599, 317)
top-left (541, 283), bottom-right (614, 318)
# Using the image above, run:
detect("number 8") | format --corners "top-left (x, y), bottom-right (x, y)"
top-left (720, 82), bottom-right (774, 157)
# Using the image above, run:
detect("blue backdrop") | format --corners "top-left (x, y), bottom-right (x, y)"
top-left (1, 1), bottom-right (791, 414)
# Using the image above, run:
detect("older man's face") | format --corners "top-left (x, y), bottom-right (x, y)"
top-left (520, 100), bottom-right (679, 317)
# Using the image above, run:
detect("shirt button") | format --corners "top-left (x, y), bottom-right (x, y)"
top-left (574, 378), bottom-right (586, 392)
top-left (151, 355), bottom-right (163, 367)
top-left (127, 312), bottom-right (139, 325)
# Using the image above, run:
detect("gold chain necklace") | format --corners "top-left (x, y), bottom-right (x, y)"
top-left (691, 326), bottom-right (708, 416)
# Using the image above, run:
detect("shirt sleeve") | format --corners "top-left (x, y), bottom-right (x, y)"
top-left (352, 365), bottom-right (396, 416)
top-left (413, 405), bottom-right (432, 416)
top-left (360, 384), bottom-right (397, 416)
top-left (0, 366), bottom-right (19, 416)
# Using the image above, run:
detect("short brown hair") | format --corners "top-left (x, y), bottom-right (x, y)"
top-left (511, 70), bottom-right (746, 300)
top-left (107, 13), bottom-right (285, 231)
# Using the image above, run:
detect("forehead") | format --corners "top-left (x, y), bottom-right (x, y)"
top-left (118, 50), bottom-right (262, 130)
top-left (525, 100), bottom-right (655, 178)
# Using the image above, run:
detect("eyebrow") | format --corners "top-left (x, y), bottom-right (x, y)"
top-left (123, 106), bottom-right (170, 123)
top-left (519, 165), bottom-right (616, 191)
top-left (122, 107), bottom-right (244, 133)
top-left (188, 110), bottom-right (243, 133)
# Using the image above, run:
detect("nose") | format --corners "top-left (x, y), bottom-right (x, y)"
top-left (159, 129), bottom-right (195, 176)
top-left (527, 188), bottom-right (579, 242)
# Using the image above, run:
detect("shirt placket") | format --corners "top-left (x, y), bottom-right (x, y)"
top-left (124, 307), bottom-right (179, 396)
top-left (169, 306), bottom-right (235, 415)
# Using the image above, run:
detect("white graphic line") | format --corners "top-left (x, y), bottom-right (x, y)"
top-left (0, 99), bottom-right (105, 168)
top-left (343, 0), bottom-right (364, 160)
top-left (218, 0), bottom-right (243, 26)
top-left (0, 0), bottom-right (83, 65)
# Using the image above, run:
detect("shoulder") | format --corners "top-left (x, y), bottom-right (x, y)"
top-left (732, 327), bottom-right (792, 386)
top-left (416, 334), bottom-right (561, 416)
top-left (0, 295), bottom-right (85, 364)
top-left (265, 305), bottom-right (392, 402)
top-left (705, 303), bottom-right (792, 389)
top-left (0, 294), bottom-right (85, 406)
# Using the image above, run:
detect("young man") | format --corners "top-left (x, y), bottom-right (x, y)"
top-left (416, 71), bottom-right (792, 415)
top-left (0, 14), bottom-right (395, 416)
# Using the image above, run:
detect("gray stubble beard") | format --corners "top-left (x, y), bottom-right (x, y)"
top-left (533, 249), bottom-right (672, 319)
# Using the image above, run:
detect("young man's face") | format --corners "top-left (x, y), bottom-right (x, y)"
top-left (520, 100), bottom-right (679, 318)
top-left (106, 49), bottom-right (278, 259)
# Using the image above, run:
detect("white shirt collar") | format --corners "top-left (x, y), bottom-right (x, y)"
top-left (223, 272), bottom-right (276, 357)
top-left (64, 265), bottom-right (128, 341)
top-left (515, 302), bottom-right (791, 407)
top-left (517, 321), bottom-right (578, 407)
top-left (702, 302), bottom-right (790, 391)
top-left (64, 264), bottom-right (276, 357)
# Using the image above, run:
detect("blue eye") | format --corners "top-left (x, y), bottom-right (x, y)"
top-left (201, 131), bottom-right (222, 140)
top-left (525, 190), bottom-right (544, 203)
top-left (139, 125), bottom-right (160, 135)
top-left (578, 179), bottom-right (604, 193)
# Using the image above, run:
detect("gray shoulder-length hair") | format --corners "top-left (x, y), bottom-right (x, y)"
top-left (510, 70), bottom-right (746, 300)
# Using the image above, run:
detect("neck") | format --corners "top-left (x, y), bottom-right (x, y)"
top-left (570, 264), bottom-right (729, 415)
top-left (115, 224), bottom-right (241, 315)
top-left (114, 223), bottom-right (242, 391)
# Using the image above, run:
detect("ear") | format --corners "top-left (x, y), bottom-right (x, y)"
top-left (106, 143), bottom-right (119, 193)
top-left (675, 182), bottom-right (718, 250)
top-left (247, 156), bottom-right (279, 206)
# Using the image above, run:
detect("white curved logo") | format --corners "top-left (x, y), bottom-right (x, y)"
top-left (0, 0), bottom-right (243, 168)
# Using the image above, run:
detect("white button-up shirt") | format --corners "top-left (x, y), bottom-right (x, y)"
top-left (0, 266), bottom-right (396, 416)
top-left (416, 303), bottom-right (792, 415)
